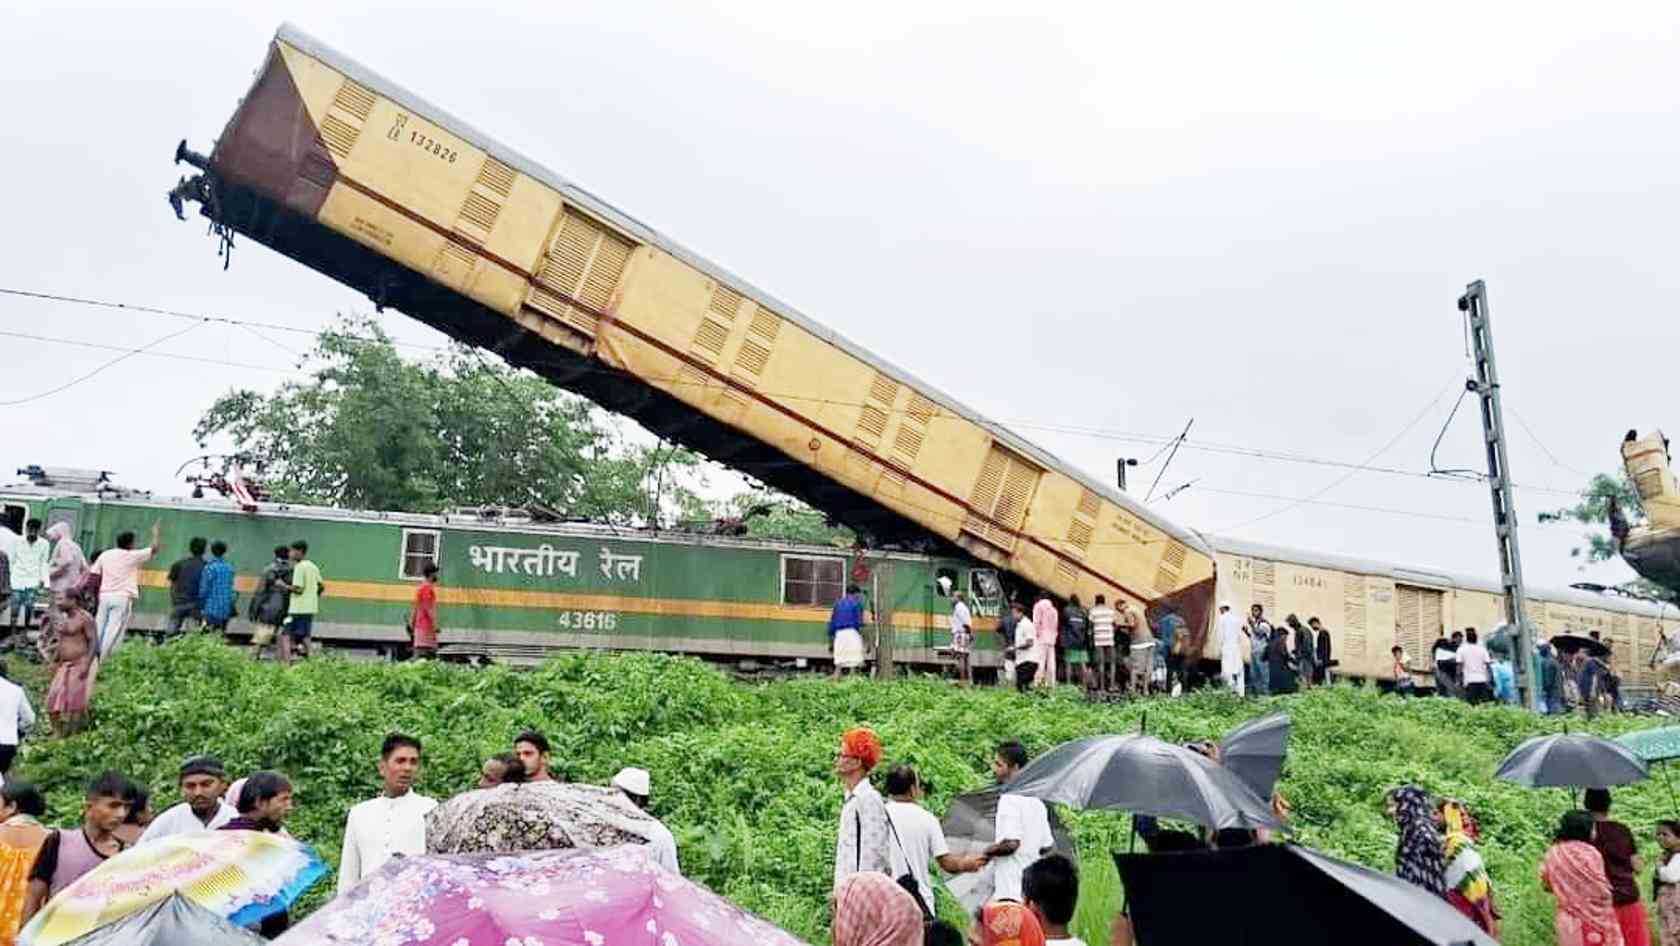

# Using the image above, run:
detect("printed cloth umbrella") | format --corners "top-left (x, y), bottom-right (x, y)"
top-left (425, 781), bottom-right (660, 855)
top-left (56, 893), bottom-right (265, 946)
top-left (1219, 712), bottom-right (1292, 801)
top-left (940, 785), bottom-right (1077, 914)
top-left (1617, 726), bottom-right (1680, 764)
top-left (19, 830), bottom-right (325, 946)
top-left (1116, 843), bottom-right (1497, 946)
top-left (278, 844), bottom-right (807, 946)
top-left (1494, 733), bottom-right (1649, 789)
top-left (1002, 733), bottom-right (1284, 831)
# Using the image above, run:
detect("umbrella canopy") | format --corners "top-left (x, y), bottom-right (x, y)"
top-left (1116, 844), bottom-right (1496, 946)
top-left (1495, 733), bottom-right (1650, 789)
top-left (1551, 634), bottom-right (1611, 658)
top-left (280, 844), bottom-right (807, 946)
top-left (425, 781), bottom-right (660, 855)
top-left (19, 830), bottom-right (325, 946)
top-left (1003, 734), bottom-right (1283, 830)
top-left (56, 893), bottom-right (264, 946)
top-left (1617, 726), bottom-right (1680, 764)
top-left (940, 786), bottom-right (1077, 914)
top-left (1219, 712), bottom-right (1292, 800)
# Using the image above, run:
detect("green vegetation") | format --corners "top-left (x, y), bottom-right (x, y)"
top-left (15, 639), bottom-right (1675, 944)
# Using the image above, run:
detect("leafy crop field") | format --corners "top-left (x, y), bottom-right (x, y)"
top-left (15, 639), bottom-right (1674, 944)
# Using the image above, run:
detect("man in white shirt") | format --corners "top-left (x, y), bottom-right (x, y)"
top-left (1025, 852), bottom-right (1087, 946)
top-left (985, 741), bottom-right (1055, 902)
top-left (1012, 602), bottom-right (1039, 694)
top-left (5, 519), bottom-right (49, 633)
top-left (1216, 602), bottom-right (1246, 696)
top-left (833, 726), bottom-right (893, 894)
top-left (943, 577), bottom-right (974, 687)
top-left (883, 764), bottom-right (985, 912)
top-left (338, 734), bottom-right (437, 894)
top-left (610, 766), bottom-right (680, 875)
top-left (0, 667), bottom-right (35, 775)
top-left (141, 756), bottom-right (236, 843)
top-left (1457, 627), bottom-right (1494, 705)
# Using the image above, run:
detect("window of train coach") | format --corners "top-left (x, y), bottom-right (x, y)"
top-left (0, 505), bottom-right (24, 535)
top-left (782, 554), bottom-right (846, 607)
top-left (399, 528), bottom-right (441, 580)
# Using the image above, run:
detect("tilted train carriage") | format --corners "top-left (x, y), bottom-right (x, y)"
top-left (6, 483), bottom-right (1672, 686)
top-left (168, 24), bottom-right (1217, 647)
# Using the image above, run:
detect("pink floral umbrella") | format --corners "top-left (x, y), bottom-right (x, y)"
top-left (276, 845), bottom-right (807, 946)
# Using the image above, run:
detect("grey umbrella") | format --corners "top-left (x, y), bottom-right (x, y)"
top-left (1494, 733), bottom-right (1650, 789)
top-left (1002, 734), bottom-right (1283, 830)
top-left (1220, 712), bottom-right (1291, 800)
top-left (1116, 843), bottom-right (1497, 946)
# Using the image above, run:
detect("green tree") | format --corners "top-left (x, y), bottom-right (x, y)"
top-left (1537, 472), bottom-right (1669, 597)
top-left (193, 316), bottom-right (705, 520)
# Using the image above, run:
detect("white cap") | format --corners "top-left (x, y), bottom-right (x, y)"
top-left (1219, 601), bottom-right (1232, 610)
top-left (937, 575), bottom-right (952, 592)
top-left (612, 767), bottom-right (651, 797)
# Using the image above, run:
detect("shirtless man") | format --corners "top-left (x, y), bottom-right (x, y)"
top-left (42, 593), bottom-right (97, 736)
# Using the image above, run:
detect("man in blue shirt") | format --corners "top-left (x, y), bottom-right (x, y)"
top-left (197, 541), bottom-right (236, 632)
top-left (1155, 607), bottom-right (1185, 693)
top-left (828, 584), bottom-right (867, 680)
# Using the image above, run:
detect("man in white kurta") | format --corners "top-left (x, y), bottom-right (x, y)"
top-left (1216, 602), bottom-right (1246, 696)
top-left (338, 735), bottom-right (437, 895)
top-left (611, 767), bottom-right (680, 875)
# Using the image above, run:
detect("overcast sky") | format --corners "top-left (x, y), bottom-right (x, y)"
top-left (2, 1), bottom-right (1676, 593)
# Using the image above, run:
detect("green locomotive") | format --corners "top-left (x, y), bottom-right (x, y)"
top-left (1, 475), bottom-right (1003, 669)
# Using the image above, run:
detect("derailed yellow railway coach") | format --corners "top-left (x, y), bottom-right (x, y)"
top-left (1210, 537), bottom-right (1680, 689)
top-left (168, 25), bottom-right (1216, 633)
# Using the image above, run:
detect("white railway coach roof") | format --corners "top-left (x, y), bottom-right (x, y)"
top-left (1207, 535), bottom-right (1677, 621)
top-left (269, 24), bottom-right (1212, 560)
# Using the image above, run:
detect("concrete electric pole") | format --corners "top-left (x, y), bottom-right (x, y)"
top-left (1458, 280), bottom-right (1540, 712)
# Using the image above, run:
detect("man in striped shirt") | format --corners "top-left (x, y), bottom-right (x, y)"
top-left (1089, 595), bottom-right (1117, 692)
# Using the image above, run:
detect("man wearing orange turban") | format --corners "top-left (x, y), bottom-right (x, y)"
top-left (833, 726), bottom-right (894, 897)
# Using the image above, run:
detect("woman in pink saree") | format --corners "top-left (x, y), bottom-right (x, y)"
top-left (1543, 810), bottom-right (1625, 946)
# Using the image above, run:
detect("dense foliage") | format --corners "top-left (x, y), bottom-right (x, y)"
top-left (191, 316), bottom-right (709, 521)
top-left (15, 639), bottom-right (1675, 945)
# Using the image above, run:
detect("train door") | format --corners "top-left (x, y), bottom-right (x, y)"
top-left (1394, 583), bottom-right (1444, 673)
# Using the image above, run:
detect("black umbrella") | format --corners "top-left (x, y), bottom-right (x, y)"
top-left (1115, 844), bottom-right (1497, 946)
top-left (1003, 734), bottom-right (1283, 831)
top-left (59, 893), bottom-right (265, 946)
top-left (1219, 712), bottom-right (1291, 800)
top-left (1494, 733), bottom-right (1649, 789)
top-left (940, 785), bottom-right (1076, 913)
top-left (1551, 634), bottom-right (1610, 658)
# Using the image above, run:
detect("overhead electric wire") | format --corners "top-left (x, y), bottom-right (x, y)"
top-left (1209, 377), bottom-right (1463, 535)
top-left (0, 321), bottom-right (207, 407)
top-left (0, 287), bottom-right (1595, 501)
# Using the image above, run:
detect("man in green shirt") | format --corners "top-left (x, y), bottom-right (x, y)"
top-left (282, 540), bottom-right (323, 665)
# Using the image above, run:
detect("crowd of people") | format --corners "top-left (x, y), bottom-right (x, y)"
top-left (0, 727), bottom-right (678, 941)
top-left (1387, 780), bottom-right (1680, 946)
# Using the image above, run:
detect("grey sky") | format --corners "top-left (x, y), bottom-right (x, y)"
top-left (2, 1), bottom-right (1676, 594)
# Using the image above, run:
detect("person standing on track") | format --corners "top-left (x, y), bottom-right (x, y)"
top-left (88, 522), bottom-right (161, 659)
top-left (1216, 602), bottom-right (1246, 696)
top-left (282, 540), bottom-right (322, 664)
top-left (1458, 628), bottom-right (1493, 705)
top-left (1060, 596), bottom-right (1091, 693)
top-left (5, 520), bottom-right (48, 636)
top-left (1031, 592), bottom-right (1058, 689)
top-left (198, 541), bottom-right (236, 633)
top-left (410, 563), bottom-right (440, 658)
top-left (1247, 605), bottom-right (1272, 697)
top-left (1088, 595), bottom-right (1117, 694)
top-left (942, 576), bottom-right (974, 687)
top-left (1011, 602), bottom-right (1039, 693)
top-left (248, 545), bottom-right (292, 658)
top-left (164, 537), bottom-right (207, 634)
top-left (829, 584), bottom-right (868, 680)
